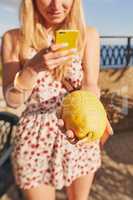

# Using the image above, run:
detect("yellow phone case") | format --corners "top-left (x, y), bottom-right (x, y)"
top-left (55, 29), bottom-right (79, 50)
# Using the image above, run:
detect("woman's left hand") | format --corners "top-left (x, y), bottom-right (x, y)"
top-left (99, 117), bottom-right (114, 150)
top-left (75, 117), bottom-right (114, 148)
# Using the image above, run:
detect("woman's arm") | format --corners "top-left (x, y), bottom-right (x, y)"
top-left (79, 28), bottom-right (114, 148)
top-left (1, 29), bottom-right (37, 108)
top-left (1, 29), bottom-right (23, 108)
top-left (81, 27), bottom-right (101, 98)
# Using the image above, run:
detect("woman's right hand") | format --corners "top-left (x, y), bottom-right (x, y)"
top-left (30, 43), bottom-right (78, 73)
top-left (57, 119), bottom-right (79, 144)
top-left (57, 118), bottom-right (114, 147)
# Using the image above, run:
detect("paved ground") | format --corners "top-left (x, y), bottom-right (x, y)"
top-left (0, 130), bottom-right (133, 200)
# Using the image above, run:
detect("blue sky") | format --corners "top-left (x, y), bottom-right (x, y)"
top-left (0, 0), bottom-right (133, 37)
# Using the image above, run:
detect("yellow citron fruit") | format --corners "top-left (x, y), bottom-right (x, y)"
top-left (61, 90), bottom-right (107, 141)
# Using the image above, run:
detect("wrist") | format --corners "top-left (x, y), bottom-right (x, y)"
top-left (26, 56), bottom-right (42, 73)
top-left (14, 67), bottom-right (38, 91)
top-left (28, 50), bottom-right (51, 73)
top-left (5, 84), bottom-right (24, 108)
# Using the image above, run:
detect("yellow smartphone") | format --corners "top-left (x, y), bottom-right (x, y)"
top-left (55, 29), bottom-right (79, 50)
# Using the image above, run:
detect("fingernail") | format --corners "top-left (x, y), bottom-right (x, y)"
top-left (110, 130), bottom-right (114, 135)
top-left (70, 48), bottom-right (77, 53)
top-left (69, 138), bottom-right (76, 144)
top-left (63, 56), bottom-right (69, 60)
top-left (63, 55), bottom-right (73, 60)
top-left (58, 119), bottom-right (64, 127)
top-left (67, 131), bottom-right (74, 138)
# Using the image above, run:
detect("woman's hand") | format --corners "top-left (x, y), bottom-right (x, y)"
top-left (57, 117), bottom-right (114, 148)
top-left (57, 118), bottom-right (94, 145)
top-left (75, 118), bottom-right (114, 148)
top-left (57, 119), bottom-right (79, 143)
top-left (99, 117), bottom-right (114, 150)
top-left (29, 43), bottom-right (78, 73)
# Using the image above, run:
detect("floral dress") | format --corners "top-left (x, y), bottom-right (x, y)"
top-left (11, 37), bottom-right (102, 190)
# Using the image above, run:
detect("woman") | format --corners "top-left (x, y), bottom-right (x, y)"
top-left (1, 0), bottom-right (113, 199)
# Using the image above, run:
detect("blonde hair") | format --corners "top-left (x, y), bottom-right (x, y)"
top-left (19, 0), bottom-right (87, 81)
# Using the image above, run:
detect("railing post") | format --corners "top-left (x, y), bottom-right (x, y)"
top-left (126, 37), bottom-right (131, 66)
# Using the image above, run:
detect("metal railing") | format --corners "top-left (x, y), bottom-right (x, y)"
top-left (100, 36), bottom-right (133, 68)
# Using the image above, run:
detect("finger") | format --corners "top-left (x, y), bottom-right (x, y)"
top-left (100, 138), bottom-right (107, 150)
top-left (51, 43), bottom-right (69, 51)
top-left (44, 62), bottom-right (63, 70)
top-left (45, 55), bottom-right (73, 68)
top-left (100, 126), bottom-right (111, 149)
top-left (66, 130), bottom-right (75, 139)
top-left (76, 136), bottom-right (90, 147)
top-left (46, 64), bottom-right (59, 70)
top-left (100, 141), bottom-right (104, 151)
top-left (57, 119), bottom-right (64, 127)
top-left (62, 79), bottom-right (74, 92)
top-left (46, 48), bottom-right (78, 60)
top-left (106, 118), bottom-right (114, 135)
top-left (56, 107), bottom-right (62, 118)
top-left (47, 59), bottom-right (72, 70)
top-left (67, 136), bottom-right (79, 145)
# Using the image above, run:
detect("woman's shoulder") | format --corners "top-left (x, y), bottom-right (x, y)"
top-left (2, 28), bottom-right (21, 43)
top-left (2, 28), bottom-right (21, 58)
top-left (85, 26), bottom-right (100, 40)
top-left (81, 26), bottom-right (100, 65)
top-left (82, 26), bottom-right (100, 54)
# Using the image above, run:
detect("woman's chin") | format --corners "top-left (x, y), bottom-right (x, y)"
top-left (47, 15), bottom-right (66, 25)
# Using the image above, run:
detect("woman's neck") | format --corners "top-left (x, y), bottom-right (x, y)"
top-left (44, 21), bottom-right (63, 34)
